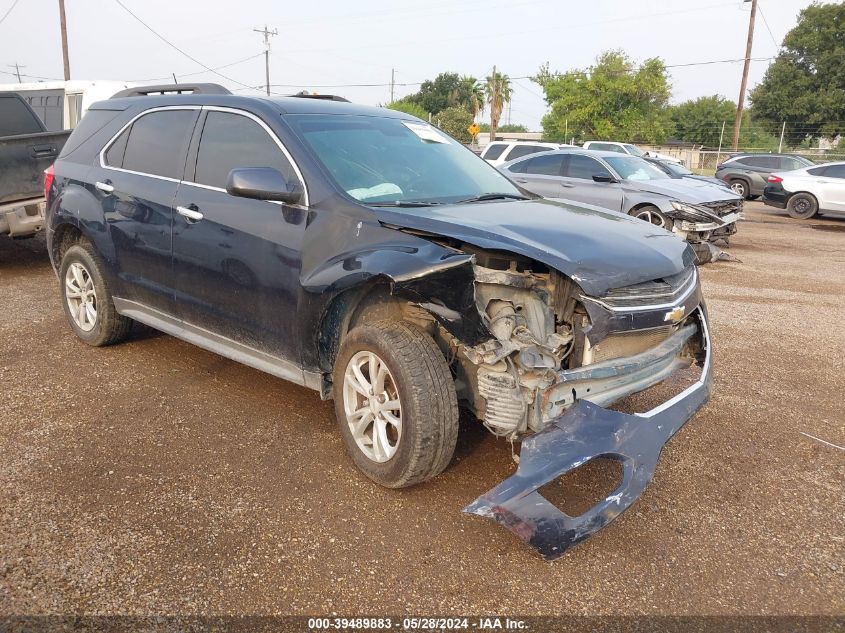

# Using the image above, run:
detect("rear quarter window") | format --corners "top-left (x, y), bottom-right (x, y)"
top-left (60, 109), bottom-right (123, 159)
top-left (504, 145), bottom-right (550, 161)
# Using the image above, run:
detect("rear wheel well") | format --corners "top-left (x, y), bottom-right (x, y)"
top-left (52, 224), bottom-right (84, 267)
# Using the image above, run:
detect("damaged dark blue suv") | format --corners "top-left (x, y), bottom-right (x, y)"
top-left (45, 83), bottom-right (712, 559)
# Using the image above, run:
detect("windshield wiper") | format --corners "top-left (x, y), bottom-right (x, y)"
top-left (367, 200), bottom-right (445, 208)
top-left (457, 193), bottom-right (530, 203)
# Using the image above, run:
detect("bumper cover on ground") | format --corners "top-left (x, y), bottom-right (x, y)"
top-left (464, 312), bottom-right (712, 560)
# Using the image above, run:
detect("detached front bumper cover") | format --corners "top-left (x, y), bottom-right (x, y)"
top-left (464, 311), bottom-right (712, 560)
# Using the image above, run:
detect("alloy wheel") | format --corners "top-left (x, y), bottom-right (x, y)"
top-left (634, 208), bottom-right (667, 228)
top-left (65, 262), bottom-right (97, 332)
top-left (342, 350), bottom-right (402, 463)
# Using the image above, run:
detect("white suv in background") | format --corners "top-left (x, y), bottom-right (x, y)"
top-left (582, 141), bottom-right (682, 165)
top-left (481, 141), bottom-right (573, 166)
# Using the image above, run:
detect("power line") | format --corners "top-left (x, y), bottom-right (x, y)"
top-left (0, 0), bottom-right (20, 26)
top-left (127, 52), bottom-right (264, 83)
top-left (111, 0), bottom-right (258, 90)
top-left (756, 3), bottom-right (781, 51)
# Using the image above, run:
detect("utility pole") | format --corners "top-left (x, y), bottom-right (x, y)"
top-left (390, 68), bottom-right (395, 103)
top-left (8, 63), bottom-right (25, 82)
top-left (778, 121), bottom-right (786, 153)
top-left (58, 0), bottom-right (70, 80)
top-left (731, 0), bottom-right (757, 151)
top-left (253, 24), bottom-right (277, 96)
top-left (490, 64), bottom-right (497, 141)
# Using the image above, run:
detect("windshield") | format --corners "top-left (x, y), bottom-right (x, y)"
top-left (663, 162), bottom-right (693, 176)
top-left (605, 156), bottom-right (671, 181)
top-left (286, 114), bottom-right (522, 205)
top-left (622, 144), bottom-right (645, 157)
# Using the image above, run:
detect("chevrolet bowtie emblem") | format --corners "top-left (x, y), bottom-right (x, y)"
top-left (664, 305), bottom-right (686, 322)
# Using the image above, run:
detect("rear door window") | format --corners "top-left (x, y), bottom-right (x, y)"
top-left (120, 109), bottom-right (197, 179)
top-left (563, 154), bottom-right (605, 179)
top-left (0, 96), bottom-right (44, 136)
top-left (523, 153), bottom-right (564, 176)
top-left (778, 156), bottom-right (805, 171)
top-left (481, 143), bottom-right (507, 160)
top-left (193, 110), bottom-right (297, 189)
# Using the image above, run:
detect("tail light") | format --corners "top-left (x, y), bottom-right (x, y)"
top-left (43, 164), bottom-right (55, 200)
top-left (767, 175), bottom-right (783, 183)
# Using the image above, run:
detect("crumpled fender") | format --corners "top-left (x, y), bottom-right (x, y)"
top-left (464, 311), bottom-right (712, 560)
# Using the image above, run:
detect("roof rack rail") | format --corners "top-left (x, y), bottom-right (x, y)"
top-left (111, 83), bottom-right (232, 98)
top-left (290, 91), bottom-right (350, 102)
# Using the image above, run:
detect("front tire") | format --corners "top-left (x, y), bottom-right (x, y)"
top-left (787, 193), bottom-right (818, 219)
top-left (332, 320), bottom-right (458, 488)
top-left (59, 243), bottom-right (132, 346)
top-left (629, 205), bottom-right (673, 231)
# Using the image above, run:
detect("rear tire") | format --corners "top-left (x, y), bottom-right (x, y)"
top-left (729, 179), bottom-right (750, 199)
top-left (59, 243), bottom-right (132, 347)
top-left (787, 193), bottom-right (818, 220)
top-left (332, 320), bottom-right (458, 488)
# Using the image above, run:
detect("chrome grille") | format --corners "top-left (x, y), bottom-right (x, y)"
top-left (597, 266), bottom-right (696, 309)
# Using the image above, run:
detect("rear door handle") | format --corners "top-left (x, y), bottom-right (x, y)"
top-left (514, 178), bottom-right (528, 183)
top-left (177, 205), bottom-right (204, 222)
top-left (561, 183), bottom-right (576, 188)
top-left (95, 181), bottom-right (114, 193)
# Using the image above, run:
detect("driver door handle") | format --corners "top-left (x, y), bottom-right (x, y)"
top-left (177, 205), bottom-right (204, 222)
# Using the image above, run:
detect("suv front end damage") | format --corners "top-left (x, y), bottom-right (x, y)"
top-left (396, 245), bottom-right (711, 559)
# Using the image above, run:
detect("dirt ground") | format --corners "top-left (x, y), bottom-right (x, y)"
top-left (1, 201), bottom-right (843, 616)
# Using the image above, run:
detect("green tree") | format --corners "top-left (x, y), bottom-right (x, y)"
top-left (533, 51), bottom-right (672, 143)
top-left (387, 99), bottom-right (428, 120)
top-left (407, 72), bottom-right (464, 115)
top-left (432, 106), bottom-right (473, 143)
top-left (668, 95), bottom-right (736, 147)
top-left (457, 75), bottom-right (485, 120)
top-left (485, 71), bottom-right (513, 144)
top-left (750, 2), bottom-right (845, 139)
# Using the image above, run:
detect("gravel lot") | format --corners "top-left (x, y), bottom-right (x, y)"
top-left (1, 201), bottom-right (843, 616)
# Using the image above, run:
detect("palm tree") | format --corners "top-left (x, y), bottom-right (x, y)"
top-left (462, 76), bottom-right (485, 121)
top-left (485, 71), bottom-right (513, 143)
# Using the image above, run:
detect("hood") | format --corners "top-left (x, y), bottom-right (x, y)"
top-left (624, 177), bottom-right (741, 203)
top-left (374, 198), bottom-right (695, 297)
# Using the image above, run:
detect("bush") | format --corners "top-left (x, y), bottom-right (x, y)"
top-left (431, 106), bottom-right (473, 143)
top-left (386, 100), bottom-right (428, 120)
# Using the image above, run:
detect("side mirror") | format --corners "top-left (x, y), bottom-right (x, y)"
top-left (226, 167), bottom-right (303, 204)
top-left (592, 172), bottom-right (616, 183)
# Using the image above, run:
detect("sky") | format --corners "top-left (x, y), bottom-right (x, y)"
top-left (0, 0), bottom-right (819, 130)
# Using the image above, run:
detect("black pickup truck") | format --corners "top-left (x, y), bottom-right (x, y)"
top-left (0, 93), bottom-right (70, 237)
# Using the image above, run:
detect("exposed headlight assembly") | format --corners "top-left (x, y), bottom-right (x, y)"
top-left (669, 201), bottom-right (723, 224)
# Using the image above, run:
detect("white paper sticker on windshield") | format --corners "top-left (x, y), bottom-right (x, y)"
top-left (402, 121), bottom-right (451, 144)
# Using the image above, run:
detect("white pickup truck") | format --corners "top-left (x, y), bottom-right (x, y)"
top-left (0, 93), bottom-right (70, 237)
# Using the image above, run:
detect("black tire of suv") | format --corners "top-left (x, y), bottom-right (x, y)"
top-left (787, 193), bottom-right (819, 220)
top-left (629, 205), bottom-right (674, 231)
top-left (729, 179), bottom-right (749, 199)
top-left (59, 243), bottom-right (133, 346)
top-left (332, 320), bottom-right (459, 489)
